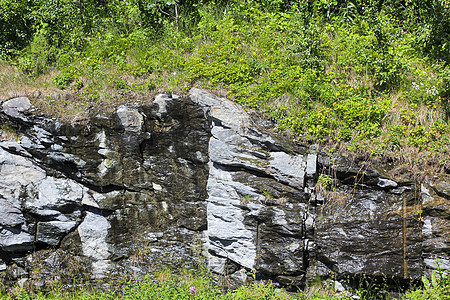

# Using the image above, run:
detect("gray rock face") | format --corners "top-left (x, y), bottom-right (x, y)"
top-left (78, 210), bottom-right (111, 277)
top-left (2, 97), bottom-right (31, 120)
top-left (0, 90), bottom-right (449, 291)
top-left (421, 183), bottom-right (450, 273)
top-left (0, 94), bottom-right (210, 288)
top-left (190, 88), bottom-right (314, 287)
top-left (315, 188), bottom-right (422, 278)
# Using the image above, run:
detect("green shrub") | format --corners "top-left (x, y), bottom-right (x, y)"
top-left (334, 96), bottom-right (391, 137)
top-left (112, 78), bottom-right (128, 90)
top-left (0, 0), bottom-right (34, 58)
top-left (52, 72), bottom-right (74, 89)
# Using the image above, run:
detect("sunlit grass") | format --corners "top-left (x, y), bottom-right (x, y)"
top-left (2, 3), bottom-right (449, 174)
top-left (1, 268), bottom-right (448, 300)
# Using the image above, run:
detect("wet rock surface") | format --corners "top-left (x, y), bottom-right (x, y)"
top-left (0, 89), bottom-right (449, 291)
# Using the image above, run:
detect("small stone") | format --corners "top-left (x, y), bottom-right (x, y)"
top-left (17, 278), bottom-right (28, 288)
top-left (152, 182), bottom-right (163, 191)
top-left (51, 144), bottom-right (63, 151)
top-left (377, 178), bottom-right (398, 188)
top-left (2, 97), bottom-right (31, 120)
top-left (334, 280), bottom-right (346, 293)
top-left (153, 94), bottom-right (170, 118)
top-left (116, 106), bottom-right (144, 132)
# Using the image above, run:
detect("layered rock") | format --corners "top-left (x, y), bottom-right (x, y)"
top-left (190, 89), bottom-right (316, 287)
top-left (0, 94), bottom-right (210, 287)
top-left (0, 89), bottom-right (449, 291)
top-left (421, 182), bottom-right (450, 272)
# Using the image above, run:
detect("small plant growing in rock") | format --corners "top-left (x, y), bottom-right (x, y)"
top-left (240, 195), bottom-right (252, 205)
top-left (317, 174), bottom-right (332, 191)
top-left (262, 190), bottom-right (273, 201)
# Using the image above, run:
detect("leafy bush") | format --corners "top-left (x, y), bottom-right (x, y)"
top-left (0, 0), bottom-right (34, 58)
top-left (52, 72), bottom-right (73, 89)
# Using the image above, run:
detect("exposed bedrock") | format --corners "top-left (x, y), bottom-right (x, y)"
top-left (0, 89), bottom-right (448, 290)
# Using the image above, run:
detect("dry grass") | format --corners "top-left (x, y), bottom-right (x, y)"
top-left (0, 62), bottom-right (37, 100)
top-left (0, 123), bottom-right (19, 142)
top-left (1, 57), bottom-right (449, 178)
top-left (303, 280), bottom-right (349, 299)
top-left (0, 61), bottom-right (171, 121)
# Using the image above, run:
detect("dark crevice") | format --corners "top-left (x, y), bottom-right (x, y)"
top-left (212, 162), bottom-right (274, 179)
top-left (110, 255), bottom-right (126, 262)
top-left (207, 250), bottom-right (228, 260)
top-left (33, 242), bottom-right (56, 252)
top-left (80, 182), bottom-right (126, 194)
top-left (83, 206), bottom-right (115, 218)
top-left (209, 238), bottom-right (235, 248)
top-left (255, 270), bottom-right (306, 292)
top-left (211, 119), bottom-right (231, 129)
top-left (430, 186), bottom-right (450, 201)
top-left (179, 223), bottom-right (207, 232)
top-left (256, 220), bottom-right (261, 270)
top-left (233, 203), bottom-right (251, 211)
top-left (422, 206), bottom-right (450, 219)
top-left (317, 255), bottom-right (338, 273)
top-left (302, 217), bottom-right (310, 278)
top-left (0, 250), bottom-right (13, 265)
top-left (271, 230), bottom-right (302, 239)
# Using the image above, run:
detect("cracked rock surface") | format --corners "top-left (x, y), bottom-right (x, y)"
top-left (0, 89), bottom-right (448, 290)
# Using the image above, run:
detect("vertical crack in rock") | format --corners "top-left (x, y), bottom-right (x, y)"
top-left (402, 187), bottom-right (408, 278)
top-left (256, 220), bottom-right (261, 270)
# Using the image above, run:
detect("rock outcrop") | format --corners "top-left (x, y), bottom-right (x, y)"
top-left (0, 89), bottom-right (448, 290)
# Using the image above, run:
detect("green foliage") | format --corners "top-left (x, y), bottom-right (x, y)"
top-left (0, 0), bottom-right (449, 160)
top-left (334, 96), bottom-right (390, 136)
top-left (330, 15), bottom-right (406, 89)
top-left (0, 0), bottom-right (34, 58)
top-left (52, 72), bottom-right (73, 89)
top-left (415, 0), bottom-right (450, 64)
top-left (317, 174), bottom-right (332, 190)
top-left (404, 271), bottom-right (450, 300)
top-left (112, 78), bottom-right (128, 90)
top-left (15, 27), bottom-right (58, 76)
top-left (1, 270), bottom-right (449, 299)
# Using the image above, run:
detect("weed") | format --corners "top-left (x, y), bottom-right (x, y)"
top-left (52, 73), bottom-right (73, 90)
top-left (317, 174), bottom-right (332, 191)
